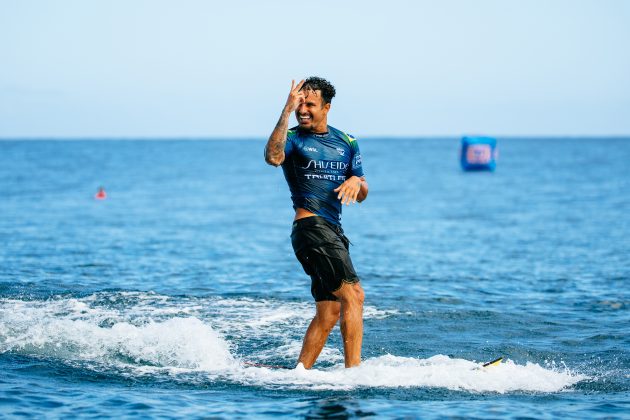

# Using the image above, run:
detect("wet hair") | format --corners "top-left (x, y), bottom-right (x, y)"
top-left (301, 76), bottom-right (336, 105)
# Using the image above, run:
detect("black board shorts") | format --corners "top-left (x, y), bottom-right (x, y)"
top-left (291, 216), bottom-right (360, 302)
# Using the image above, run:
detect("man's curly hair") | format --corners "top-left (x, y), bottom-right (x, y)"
top-left (301, 76), bottom-right (336, 105)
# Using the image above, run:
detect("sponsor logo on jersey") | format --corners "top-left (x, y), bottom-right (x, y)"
top-left (302, 160), bottom-right (349, 170)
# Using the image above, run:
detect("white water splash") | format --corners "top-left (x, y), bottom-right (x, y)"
top-left (0, 298), bottom-right (234, 371)
top-left (0, 292), bottom-right (586, 393)
top-left (236, 355), bottom-right (585, 393)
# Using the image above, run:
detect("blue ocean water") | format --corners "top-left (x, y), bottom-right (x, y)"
top-left (0, 138), bottom-right (628, 419)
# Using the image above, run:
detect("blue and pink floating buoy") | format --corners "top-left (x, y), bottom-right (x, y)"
top-left (460, 136), bottom-right (498, 171)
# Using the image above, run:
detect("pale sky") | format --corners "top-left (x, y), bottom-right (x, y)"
top-left (1, 0), bottom-right (629, 138)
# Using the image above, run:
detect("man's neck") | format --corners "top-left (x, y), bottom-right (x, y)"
top-left (305, 121), bottom-right (328, 134)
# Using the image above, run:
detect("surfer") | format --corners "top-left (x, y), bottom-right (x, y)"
top-left (264, 77), bottom-right (368, 368)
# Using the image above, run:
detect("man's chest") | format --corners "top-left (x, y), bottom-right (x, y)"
top-left (294, 137), bottom-right (352, 174)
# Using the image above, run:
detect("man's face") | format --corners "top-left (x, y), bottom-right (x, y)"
top-left (295, 88), bottom-right (330, 131)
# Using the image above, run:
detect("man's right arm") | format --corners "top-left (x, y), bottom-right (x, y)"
top-left (264, 109), bottom-right (292, 167)
top-left (264, 79), bottom-right (305, 167)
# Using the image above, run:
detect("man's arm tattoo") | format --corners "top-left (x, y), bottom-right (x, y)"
top-left (265, 110), bottom-right (290, 166)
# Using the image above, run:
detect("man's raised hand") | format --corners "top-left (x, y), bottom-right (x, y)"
top-left (284, 79), bottom-right (306, 113)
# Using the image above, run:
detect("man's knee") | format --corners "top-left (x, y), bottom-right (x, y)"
top-left (354, 284), bottom-right (365, 305)
top-left (316, 312), bottom-right (339, 330)
top-left (337, 282), bottom-right (364, 307)
top-left (315, 303), bottom-right (340, 329)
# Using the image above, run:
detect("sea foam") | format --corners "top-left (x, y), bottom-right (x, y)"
top-left (0, 293), bottom-right (586, 393)
top-left (237, 355), bottom-right (585, 393)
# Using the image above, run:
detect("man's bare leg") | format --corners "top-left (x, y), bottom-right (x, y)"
top-left (333, 282), bottom-right (365, 368)
top-left (297, 301), bottom-right (341, 369)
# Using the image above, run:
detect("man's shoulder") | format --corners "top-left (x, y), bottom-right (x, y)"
top-left (328, 126), bottom-right (358, 146)
top-left (328, 126), bottom-right (360, 154)
top-left (288, 126), bottom-right (299, 138)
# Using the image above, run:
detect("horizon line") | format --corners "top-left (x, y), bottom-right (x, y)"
top-left (1, 135), bottom-right (630, 141)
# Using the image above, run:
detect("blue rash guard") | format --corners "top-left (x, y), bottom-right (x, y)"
top-left (281, 125), bottom-right (364, 226)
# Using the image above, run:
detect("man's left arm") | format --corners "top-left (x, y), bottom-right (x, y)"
top-left (334, 138), bottom-right (368, 205)
top-left (334, 175), bottom-right (368, 205)
top-left (356, 176), bottom-right (368, 202)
